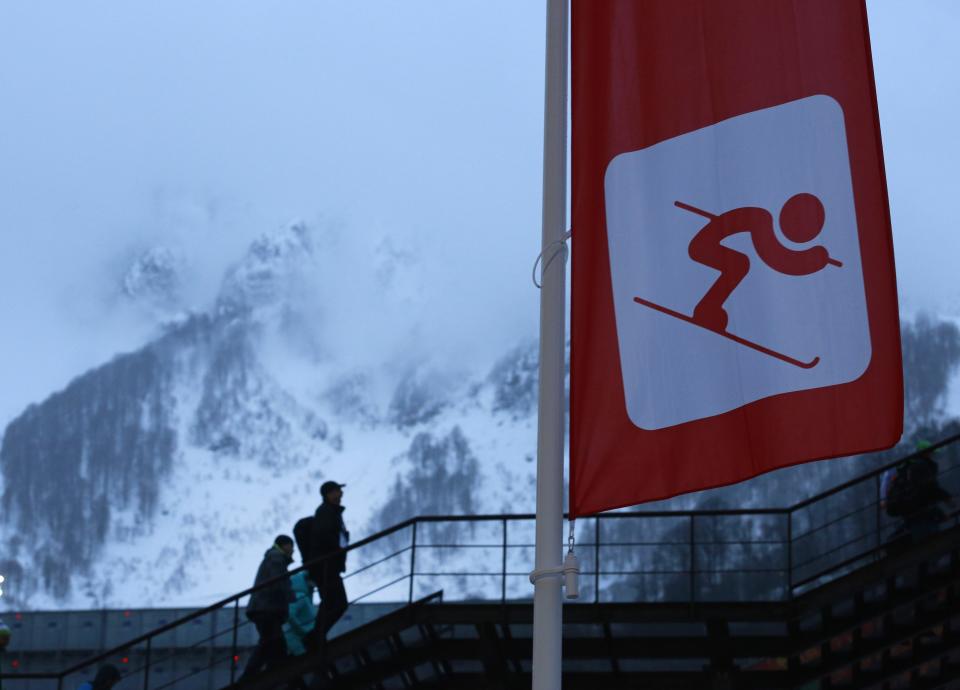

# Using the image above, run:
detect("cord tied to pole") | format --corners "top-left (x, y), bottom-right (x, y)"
top-left (564, 518), bottom-right (580, 599)
top-left (532, 229), bottom-right (572, 288)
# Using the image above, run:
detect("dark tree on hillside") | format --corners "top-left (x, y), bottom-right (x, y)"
top-left (902, 313), bottom-right (960, 427)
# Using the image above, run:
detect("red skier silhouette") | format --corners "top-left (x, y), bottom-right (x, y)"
top-left (681, 193), bottom-right (841, 331)
top-left (633, 193), bottom-right (842, 369)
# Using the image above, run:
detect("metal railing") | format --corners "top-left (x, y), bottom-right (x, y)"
top-left (2, 433), bottom-right (959, 689)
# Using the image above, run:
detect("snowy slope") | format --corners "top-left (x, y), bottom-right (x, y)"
top-left (0, 221), bottom-right (542, 610)
top-left (11, 356), bottom-right (541, 610)
top-left (2, 220), bottom-right (958, 611)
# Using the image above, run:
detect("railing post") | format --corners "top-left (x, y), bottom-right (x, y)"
top-left (409, 522), bottom-right (418, 604)
top-left (594, 516), bottom-right (600, 604)
top-left (229, 600), bottom-right (240, 685)
top-left (875, 472), bottom-right (883, 555)
top-left (142, 639), bottom-right (151, 690)
top-left (689, 515), bottom-right (696, 602)
top-left (501, 519), bottom-right (508, 604)
top-left (786, 511), bottom-right (794, 600)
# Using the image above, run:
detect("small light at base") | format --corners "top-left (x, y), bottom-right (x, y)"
top-left (121, 657), bottom-right (129, 664)
top-left (11, 660), bottom-right (20, 669)
top-left (233, 655), bottom-right (240, 664)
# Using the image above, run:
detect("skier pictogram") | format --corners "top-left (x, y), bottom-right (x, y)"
top-left (634, 193), bottom-right (842, 369)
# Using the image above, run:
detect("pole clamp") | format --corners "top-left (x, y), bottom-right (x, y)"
top-left (529, 550), bottom-right (581, 600)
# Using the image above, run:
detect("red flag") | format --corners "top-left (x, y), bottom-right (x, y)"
top-left (570, 0), bottom-right (902, 517)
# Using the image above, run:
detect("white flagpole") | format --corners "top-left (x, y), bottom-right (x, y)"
top-left (532, 0), bottom-right (568, 688)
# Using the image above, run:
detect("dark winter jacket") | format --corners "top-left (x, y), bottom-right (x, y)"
top-left (76, 665), bottom-right (122, 690)
top-left (310, 503), bottom-right (349, 577)
top-left (246, 546), bottom-right (294, 620)
top-left (885, 455), bottom-right (951, 519)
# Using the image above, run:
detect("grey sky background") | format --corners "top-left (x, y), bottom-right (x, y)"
top-left (0, 1), bottom-right (957, 427)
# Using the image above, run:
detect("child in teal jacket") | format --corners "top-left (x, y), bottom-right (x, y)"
top-left (283, 571), bottom-right (317, 655)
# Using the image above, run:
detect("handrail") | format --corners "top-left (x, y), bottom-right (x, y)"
top-left (3, 432), bottom-right (957, 685)
top-left (53, 515), bottom-right (421, 677)
top-left (30, 510), bottom-right (797, 679)
top-left (789, 432), bottom-right (960, 511)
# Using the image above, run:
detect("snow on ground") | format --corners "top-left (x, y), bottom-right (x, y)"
top-left (21, 371), bottom-right (538, 610)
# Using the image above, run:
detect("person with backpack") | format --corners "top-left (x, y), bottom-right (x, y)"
top-left (301, 480), bottom-right (350, 652)
top-left (883, 440), bottom-right (953, 543)
top-left (239, 535), bottom-right (296, 680)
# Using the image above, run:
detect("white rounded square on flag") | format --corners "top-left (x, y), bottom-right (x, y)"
top-left (604, 95), bottom-right (871, 430)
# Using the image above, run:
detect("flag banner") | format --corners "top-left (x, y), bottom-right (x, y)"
top-left (570, 0), bottom-right (902, 516)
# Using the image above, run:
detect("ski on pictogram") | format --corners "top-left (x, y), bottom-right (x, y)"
top-left (633, 296), bottom-right (820, 369)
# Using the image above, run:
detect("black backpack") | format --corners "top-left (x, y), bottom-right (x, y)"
top-left (885, 465), bottom-right (911, 517)
top-left (293, 516), bottom-right (315, 564)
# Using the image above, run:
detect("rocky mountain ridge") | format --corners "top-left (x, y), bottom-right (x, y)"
top-left (1, 221), bottom-right (958, 610)
top-left (0, 222), bottom-right (542, 609)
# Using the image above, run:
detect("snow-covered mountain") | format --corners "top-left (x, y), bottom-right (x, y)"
top-left (2, 220), bottom-right (958, 611)
top-left (0, 221), bottom-right (542, 609)
top-left (122, 246), bottom-right (188, 323)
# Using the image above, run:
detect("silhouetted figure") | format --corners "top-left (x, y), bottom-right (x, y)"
top-left (305, 481), bottom-right (349, 652)
top-left (678, 193), bottom-right (838, 332)
top-left (76, 664), bottom-right (121, 690)
top-left (884, 441), bottom-right (953, 545)
top-left (240, 535), bottom-right (295, 680)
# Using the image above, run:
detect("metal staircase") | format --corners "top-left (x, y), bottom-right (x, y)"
top-left (223, 525), bottom-right (960, 689)
top-left (2, 434), bottom-right (959, 690)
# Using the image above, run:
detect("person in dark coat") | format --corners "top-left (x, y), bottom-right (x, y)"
top-left (901, 442), bottom-right (953, 540)
top-left (884, 440), bottom-right (955, 549)
top-left (240, 535), bottom-right (296, 680)
top-left (306, 481), bottom-right (349, 651)
top-left (76, 664), bottom-right (121, 690)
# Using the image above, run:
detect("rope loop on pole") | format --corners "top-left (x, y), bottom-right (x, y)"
top-left (529, 565), bottom-right (566, 584)
top-left (532, 229), bottom-right (572, 288)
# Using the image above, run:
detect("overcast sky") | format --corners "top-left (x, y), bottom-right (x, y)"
top-left (0, 1), bottom-right (958, 427)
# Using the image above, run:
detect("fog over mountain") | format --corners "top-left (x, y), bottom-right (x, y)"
top-left (2, 1), bottom-right (960, 610)
top-left (2, 1), bottom-right (960, 428)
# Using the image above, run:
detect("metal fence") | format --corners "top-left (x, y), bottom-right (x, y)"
top-left (2, 433), bottom-right (958, 690)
